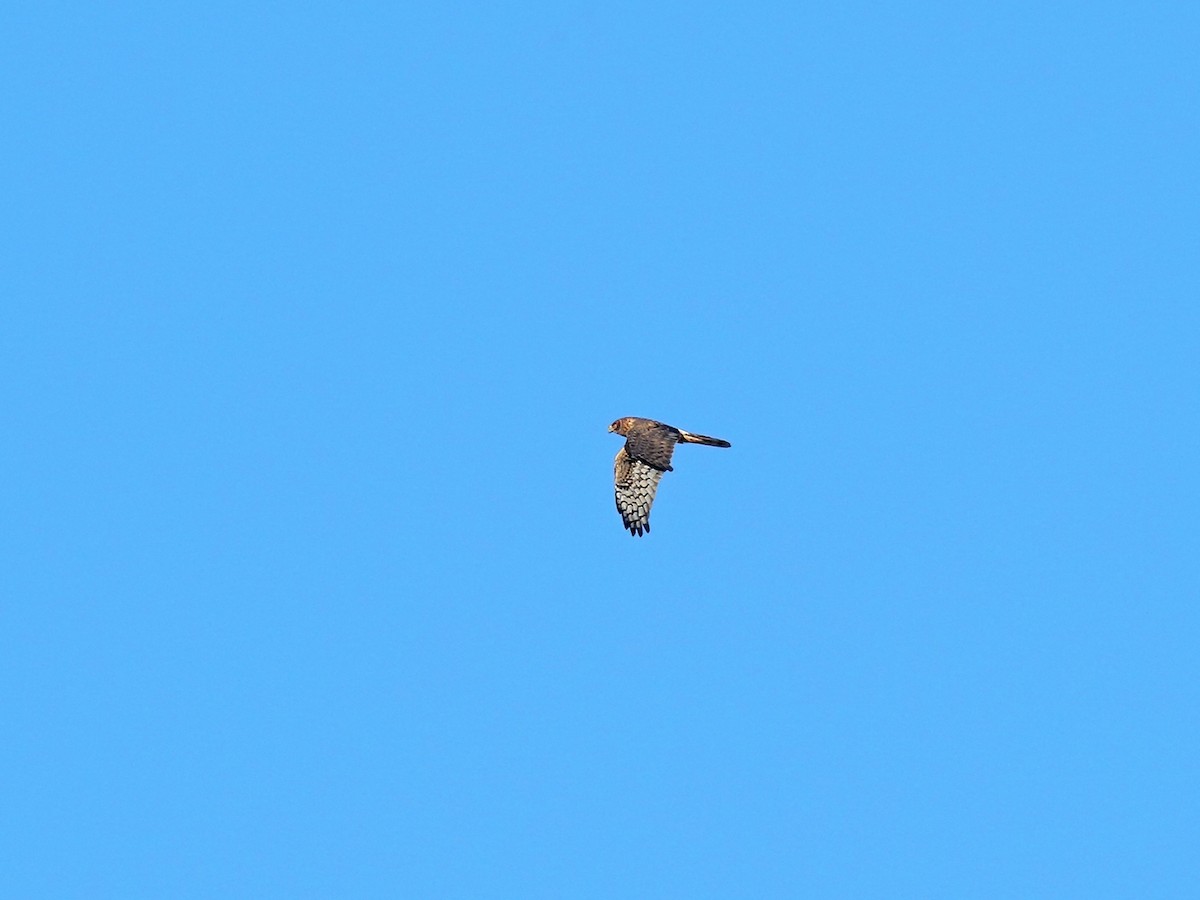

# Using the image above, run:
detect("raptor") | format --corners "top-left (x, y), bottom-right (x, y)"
top-left (608, 416), bottom-right (731, 536)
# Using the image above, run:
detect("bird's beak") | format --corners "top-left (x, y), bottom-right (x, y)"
top-left (608, 423), bottom-right (615, 432)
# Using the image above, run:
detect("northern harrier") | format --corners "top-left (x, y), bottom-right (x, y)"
top-left (608, 416), bottom-right (731, 536)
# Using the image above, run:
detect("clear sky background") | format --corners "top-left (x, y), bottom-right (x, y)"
top-left (4, 3), bottom-right (1197, 897)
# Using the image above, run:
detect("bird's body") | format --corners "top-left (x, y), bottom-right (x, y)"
top-left (608, 416), bottom-right (731, 536)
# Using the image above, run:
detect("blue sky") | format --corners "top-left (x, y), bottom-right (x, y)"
top-left (4, 2), bottom-right (1197, 896)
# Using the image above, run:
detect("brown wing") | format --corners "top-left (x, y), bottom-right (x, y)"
top-left (623, 420), bottom-right (680, 472)
top-left (614, 446), bottom-right (664, 537)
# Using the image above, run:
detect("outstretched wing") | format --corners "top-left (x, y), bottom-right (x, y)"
top-left (614, 446), bottom-right (665, 537)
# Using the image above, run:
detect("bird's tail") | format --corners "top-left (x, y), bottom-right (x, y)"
top-left (678, 429), bottom-right (731, 448)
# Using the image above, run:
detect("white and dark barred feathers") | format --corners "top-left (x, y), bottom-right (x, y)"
top-left (608, 416), bottom-right (731, 537)
top-left (613, 446), bottom-right (665, 536)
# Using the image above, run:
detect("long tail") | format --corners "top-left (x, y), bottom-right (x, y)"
top-left (678, 429), bottom-right (731, 448)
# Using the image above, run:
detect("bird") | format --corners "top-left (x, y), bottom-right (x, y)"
top-left (608, 416), bottom-right (731, 536)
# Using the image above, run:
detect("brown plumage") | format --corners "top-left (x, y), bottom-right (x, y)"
top-left (608, 417), bottom-right (731, 536)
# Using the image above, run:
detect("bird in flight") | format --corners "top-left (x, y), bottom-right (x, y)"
top-left (608, 416), bottom-right (731, 536)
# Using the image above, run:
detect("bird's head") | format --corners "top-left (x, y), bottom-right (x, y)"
top-left (609, 417), bottom-right (628, 435)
